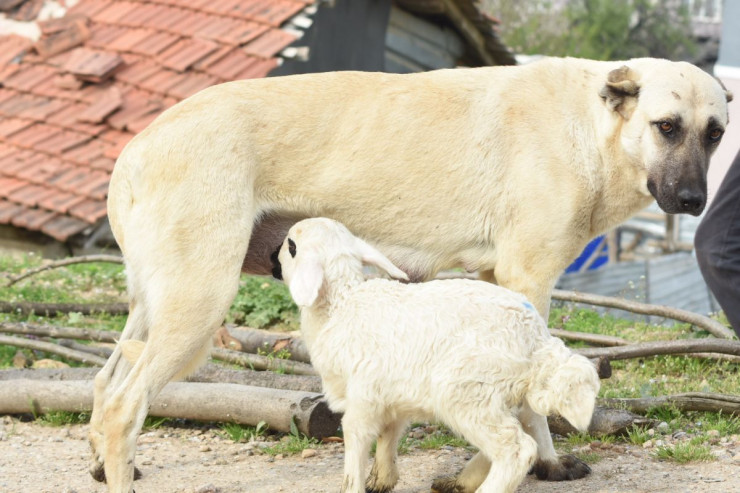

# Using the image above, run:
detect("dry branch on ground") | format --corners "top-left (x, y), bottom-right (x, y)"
top-left (4, 254), bottom-right (123, 286)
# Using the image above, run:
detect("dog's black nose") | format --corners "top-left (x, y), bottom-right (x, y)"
top-left (677, 188), bottom-right (705, 215)
top-left (270, 247), bottom-right (282, 280)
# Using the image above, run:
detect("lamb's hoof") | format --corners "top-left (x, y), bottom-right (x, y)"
top-left (89, 465), bottom-right (143, 483)
top-left (531, 454), bottom-right (591, 481)
top-left (430, 476), bottom-right (466, 493)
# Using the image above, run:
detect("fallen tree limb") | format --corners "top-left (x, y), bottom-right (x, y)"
top-left (549, 328), bottom-right (629, 347)
top-left (551, 289), bottom-right (736, 340)
top-left (576, 339), bottom-right (740, 361)
top-left (229, 326), bottom-right (311, 363)
top-left (600, 392), bottom-right (740, 415)
top-left (4, 254), bottom-right (123, 286)
top-left (0, 322), bottom-right (119, 342)
top-left (0, 335), bottom-right (107, 366)
top-left (0, 365), bottom-right (324, 392)
top-left (0, 301), bottom-right (129, 317)
top-left (55, 339), bottom-right (113, 359)
top-left (211, 347), bottom-right (317, 376)
top-left (0, 379), bottom-right (339, 437)
top-left (548, 406), bottom-right (654, 437)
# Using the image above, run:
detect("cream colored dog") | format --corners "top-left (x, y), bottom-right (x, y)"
top-left (90, 57), bottom-right (731, 492)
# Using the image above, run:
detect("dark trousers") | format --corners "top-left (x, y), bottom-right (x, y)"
top-left (695, 149), bottom-right (740, 338)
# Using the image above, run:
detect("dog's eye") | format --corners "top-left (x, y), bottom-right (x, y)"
top-left (658, 121), bottom-right (673, 134)
top-left (288, 238), bottom-right (296, 257)
top-left (708, 128), bottom-right (723, 142)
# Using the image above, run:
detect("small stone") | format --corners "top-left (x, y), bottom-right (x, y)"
top-left (672, 431), bottom-right (688, 440)
top-left (654, 440), bottom-right (664, 447)
top-left (657, 422), bottom-right (669, 432)
top-left (301, 448), bottom-right (317, 459)
top-left (643, 440), bottom-right (654, 448)
top-left (200, 445), bottom-right (212, 452)
top-left (195, 484), bottom-right (222, 493)
top-left (647, 429), bottom-right (656, 436)
top-left (141, 459), bottom-right (152, 465)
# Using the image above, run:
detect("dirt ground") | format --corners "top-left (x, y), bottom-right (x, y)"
top-left (1, 417), bottom-right (739, 493)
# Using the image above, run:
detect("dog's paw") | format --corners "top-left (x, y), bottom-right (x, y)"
top-left (531, 454), bottom-right (591, 481)
top-left (430, 476), bottom-right (467, 493)
top-left (89, 465), bottom-right (142, 483)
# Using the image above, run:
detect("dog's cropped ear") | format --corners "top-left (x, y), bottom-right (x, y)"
top-left (354, 237), bottom-right (409, 281)
top-left (727, 91), bottom-right (734, 103)
top-left (599, 65), bottom-right (640, 119)
top-left (289, 255), bottom-right (324, 307)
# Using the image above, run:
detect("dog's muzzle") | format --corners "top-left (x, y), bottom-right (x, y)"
top-left (270, 247), bottom-right (282, 280)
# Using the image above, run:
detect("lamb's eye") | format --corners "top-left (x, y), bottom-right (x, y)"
top-left (659, 121), bottom-right (673, 134)
top-left (288, 239), bottom-right (296, 257)
top-left (709, 128), bottom-right (723, 142)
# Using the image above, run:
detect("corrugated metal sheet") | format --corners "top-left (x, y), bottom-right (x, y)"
top-left (385, 6), bottom-right (465, 73)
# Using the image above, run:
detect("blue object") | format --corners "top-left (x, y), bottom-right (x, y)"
top-left (565, 235), bottom-right (608, 273)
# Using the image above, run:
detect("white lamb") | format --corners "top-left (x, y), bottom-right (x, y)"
top-left (273, 217), bottom-right (600, 493)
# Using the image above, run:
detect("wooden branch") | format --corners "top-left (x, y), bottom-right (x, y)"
top-left (4, 254), bottom-right (123, 286)
top-left (0, 301), bottom-right (129, 317)
top-left (551, 289), bottom-right (736, 340)
top-left (550, 328), bottom-right (629, 347)
top-left (0, 322), bottom-right (119, 342)
top-left (0, 365), bottom-right (323, 392)
top-left (211, 347), bottom-right (317, 376)
top-left (0, 334), bottom-right (107, 366)
top-left (55, 339), bottom-right (113, 359)
top-left (0, 380), bottom-right (340, 437)
top-left (576, 339), bottom-right (740, 361)
top-left (600, 393), bottom-right (740, 415)
top-left (548, 406), bottom-right (654, 437)
top-left (229, 326), bottom-right (311, 363)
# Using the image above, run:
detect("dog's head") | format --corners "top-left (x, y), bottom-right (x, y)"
top-left (600, 59), bottom-right (732, 216)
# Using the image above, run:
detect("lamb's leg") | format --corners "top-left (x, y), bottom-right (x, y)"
top-left (474, 419), bottom-right (538, 493)
top-left (89, 295), bottom-right (147, 482)
top-left (366, 419), bottom-right (408, 493)
top-left (341, 406), bottom-right (380, 493)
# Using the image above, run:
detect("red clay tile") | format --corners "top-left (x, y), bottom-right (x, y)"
top-left (130, 31), bottom-right (180, 57)
top-left (118, 3), bottom-right (163, 27)
top-left (12, 0), bottom-right (44, 22)
top-left (92, 1), bottom-right (139, 24)
top-left (7, 184), bottom-right (58, 207)
top-left (216, 20), bottom-right (269, 46)
top-left (0, 177), bottom-right (28, 197)
top-left (101, 132), bottom-right (134, 159)
top-left (203, 49), bottom-right (257, 80)
top-left (45, 50), bottom-right (74, 68)
top-left (34, 19), bottom-right (91, 59)
top-left (0, 35), bottom-right (32, 65)
top-left (127, 111), bottom-right (160, 134)
top-left (0, 149), bottom-right (39, 177)
top-left (0, 63), bottom-right (22, 83)
top-left (77, 86), bottom-right (122, 123)
top-left (191, 44), bottom-right (233, 70)
top-left (34, 130), bottom-right (91, 155)
top-left (67, 0), bottom-right (114, 18)
top-left (0, 93), bottom-right (42, 118)
top-left (0, 143), bottom-right (14, 160)
top-left (107, 89), bottom-right (163, 131)
top-left (50, 166), bottom-right (95, 192)
top-left (243, 29), bottom-right (296, 58)
top-left (251, 0), bottom-right (305, 27)
top-left (63, 47), bottom-right (123, 81)
top-left (98, 129), bottom-right (133, 146)
top-left (7, 123), bottom-right (62, 150)
top-left (114, 58), bottom-right (161, 85)
top-left (0, 89), bottom-right (18, 105)
top-left (138, 68), bottom-right (187, 94)
top-left (62, 138), bottom-right (110, 165)
top-left (107, 28), bottom-right (153, 52)
top-left (157, 38), bottom-right (219, 72)
top-left (19, 98), bottom-right (70, 121)
top-left (69, 198), bottom-right (107, 223)
top-left (53, 73), bottom-right (85, 90)
top-left (167, 72), bottom-right (218, 99)
top-left (18, 158), bottom-right (71, 185)
top-left (234, 57), bottom-right (278, 79)
top-left (88, 180), bottom-right (109, 200)
top-left (89, 156), bottom-right (115, 172)
top-left (41, 214), bottom-right (90, 240)
top-left (29, 74), bottom-right (77, 101)
top-left (3, 64), bottom-right (57, 92)
top-left (0, 118), bottom-right (34, 139)
top-left (38, 13), bottom-right (89, 36)
top-left (73, 170), bottom-right (110, 197)
top-left (87, 24), bottom-right (129, 49)
top-left (0, 199), bottom-right (24, 224)
top-left (146, 6), bottom-right (191, 32)
top-left (170, 12), bottom-right (214, 37)
top-left (11, 207), bottom-right (58, 230)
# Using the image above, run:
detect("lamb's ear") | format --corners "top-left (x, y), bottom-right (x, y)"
top-left (289, 255), bottom-right (324, 307)
top-left (354, 237), bottom-right (409, 281)
top-left (599, 65), bottom-right (640, 119)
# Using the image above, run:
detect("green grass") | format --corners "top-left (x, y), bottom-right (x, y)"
top-left (654, 437), bottom-right (715, 463)
top-left (37, 411), bottom-right (90, 427)
top-left (219, 421), bottom-right (268, 443)
top-left (416, 431), bottom-right (470, 450)
top-left (263, 434), bottom-right (319, 456)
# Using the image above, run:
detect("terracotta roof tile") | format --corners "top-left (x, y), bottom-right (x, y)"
top-left (41, 214), bottom-right (90, 241)
top-left (72, 170), bottom-right (109, 197)
top-left (130, 31), bottom-right (181, 57)
top-left (88, 24), bottom-right (130, 49)
top-left (146, 6), bottom-right (192, 32)
top-left (88, 180), bottom-right (109, 200)
top-left (61, 138), bottom-right (110, 165)
top-left (0, 143), bottom-right (14, 160)
top-left (7, 123), bottom-right (62, 150)
top-left (250, 0), bottom-right (305, 27)
top-left (0, 63), bottom-right (22, 83)
top-left (170, 11), bottom-right (214, 37)
top-left (77, 86), bottom-right (122, 123)
top-left (7, 184), bottom-right (58, 207)
top-left (34, 130), bottom-right (91, 155)
top-left (138, 67), bottom-right (187, 94)
top-left (66, 0), bottom-right (114, 18)
top-left (0, 199), bottom-right (24, 223)
top-left (38, 14), bottom-right (89, 37)
top-left (19, 98), bottom-right (70, 121)
top-left (63, 47), bottom-right (123, 81)
top-left (38, 189), bottom-right (87, 214)
top-left (89, 156), bottom-right (115, 172)
top-left (157, 38), bottom-right (219, 72)
top-left (0, 177), bottom-right (28, 197)
top-left (203, 49), bottom-right (257, 80)
top-left (69, 198), bottom-right (107, 223)
top-left (11, 207), bottom-right (57, 230)
top-left (118, 3), bottom-right (164, 27)
top-left (107, 28), bottom-right (154, 52)
top-left (242, 28), bottom-right (296, 58)
top-left (191, 44), bottom-right (232, 70)
top-left (0, 93), bottom-right (43, 118)
top-left (126, 111), bottom-right (160, 134)
top-left (235, 57), bottom-right (278, 80)
top-left (0, 89), bottom-right (17, 105)
top-left (106, 88), bottom-right (163, 131)
top-left (34, 19), bottom-right (90, 59)
top-left (3, 64), bottom-right (57, 92)
top-left (167, 72), bottom-right (219, 99)
top-left (13, 0), bottom-right (45, 23)
top-left (0, 35), bottom-right (32, 65)
top-left (0, 149), bottom-right (40, 177)
top-left (17, 159), bottom-right (71, 185)
top-left (0, 117), bottom-right (34, 138)
top-left (92, 1), bottom-right (139, 24)
top-left (46, 102), bottom-right (108, 136)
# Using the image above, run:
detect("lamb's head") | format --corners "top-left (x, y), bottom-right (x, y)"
top-left (274, 218), bottom-right (408, 308)
top-left (527, 339), bottom-right (600, 432)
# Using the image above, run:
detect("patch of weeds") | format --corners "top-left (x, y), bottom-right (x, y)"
top-left (38, 411), bottom-right (89, 427)
top-left (228, 276), bottom-right (298, 330)
top-left (143, 417), bottom-right (173, 431)
top-left (396, 435), bottom-right (412, 455)
top-left (645, 405), bottom-right (683, 424)
top-left (264, 419), bottom-right (318, 456)
top-left (416, 431), bottom-right (469, 450)
top-left (574, 451), bottom-right (602, 464)
top-left (696, 411), bottom-right (740, 437)
top-left (565, 432), bottom-right (614, 447)
top-left (625, 425), bottom-right (652, 446)
top-left (654, 437), bottom-right (715, 463)
top-left (220, 421), bottom-right (268, 443)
